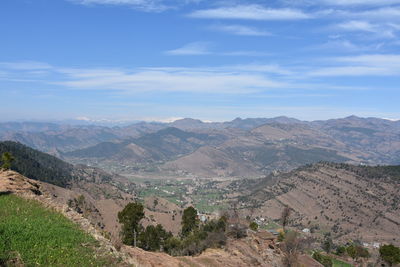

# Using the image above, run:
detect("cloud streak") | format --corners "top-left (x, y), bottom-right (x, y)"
top-left (188, 5), bottom-right (311, 20)
top-left (165, 42), bottom-right (212, 55)
top-left (209, 24), bottom-right (271, 36)
top-left (309, 54), bottom-right (400, 76)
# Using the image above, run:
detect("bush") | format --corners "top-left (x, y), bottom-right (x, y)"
top-left (313, 251), bottom-right (333, 267)
top-left (346, 244), bottom-right (369, 259)
top-left (249, 222), bottom-right (258, 231)
top-left (379, 244), bottom-right (400, 266)
top-left (335, 246), bottom-right (346, 256)
top-left (138, 224), bottom-right (172, 251)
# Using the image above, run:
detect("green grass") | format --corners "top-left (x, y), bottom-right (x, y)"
top-left (332, 258), bottom-right (354, 267)
top-left (261, 221), bottom-right (280, 230)
top-left (0, 194), bottom-right (113, 266)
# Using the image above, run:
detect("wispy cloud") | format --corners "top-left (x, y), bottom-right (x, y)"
top-left (337, 7), bottom-right (400, 21)
top-left (188, 5), bottom-right (311, 20)
top-left (0, 61), bottom-right (52, 70)
top-left (317, 0), bottom-right (400, 6)
top-left (165, 42), bottom-right (212, 55)
top-left (209, 24), bottom-right (271, 36)
top-left (57, 68), bottom-right (287, 94)
top-left (165, 42), bottom-right (270, 57)
top-left (334, 20), bottom-right (397, 38)
top-left (309, 54), bottom-right (400, 76)
top-left (220, 51), bottom-right (271, 57)
top-left (71, 0), bottom-right (169, 12)
top-left (70, 0), bottom-right (202, 12)
top-left (312, 39), bottom-right (365, 52)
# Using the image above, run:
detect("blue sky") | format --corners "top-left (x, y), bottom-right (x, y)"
top-left (1, 0), bottom-right (400, 122)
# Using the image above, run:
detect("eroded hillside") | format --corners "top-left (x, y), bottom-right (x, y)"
top-left (240, 163), bottom-right (400, 245)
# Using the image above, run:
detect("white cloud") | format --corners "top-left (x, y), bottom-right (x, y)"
top-left (72, 0), bottom-right (169, 11)
top-left (165, 42), bottom-right (212, 55)
top-left (339, 7), bottom-right (400, 21)
top-left (188, 5), bottom-right (311, 20)
top-left (309, 54), bottom-right (400, 76)
top-left (210, 24), bottom-right (270, 36)
top-left (55, 66), bottom-right (287, 94)
top-left (0, 61), bottom-right (52, 70)
top-left (220, 51), bottom-right (271, 57)
top-left (318, 0), bottom-right (400, 6)
top-left (165, 42), bottom-right (271, 56)
top-left (337, 21), bottom-right (376, 32)
top-left (312, 39), bottom-right (364, 52)
top-left (334, 20), bottom-right (397, 38)
top-left (287, 0), bottom-right (400, 7)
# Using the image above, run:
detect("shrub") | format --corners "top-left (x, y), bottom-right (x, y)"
top-left (379, 244), bottom-right (400, 266)
top-left (249, 222), bottom-right (258, 231)
top-left (313, 251), bottom-right (333, 267)
top-left (138, 224), bottom-right (172, 251)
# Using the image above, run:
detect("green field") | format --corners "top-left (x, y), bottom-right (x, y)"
top-left (0, 194), bottom-right (115, 266)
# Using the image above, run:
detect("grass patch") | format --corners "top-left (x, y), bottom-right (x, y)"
top-left (0, 194), bottom-right (112, 266)
top-left (261, 221), bottom-right (280, 230)
top-left (332, 258), bottom-right (354, 267)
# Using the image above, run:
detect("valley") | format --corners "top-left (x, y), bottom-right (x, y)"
top-left (1, 116), bottom-right (399, 266)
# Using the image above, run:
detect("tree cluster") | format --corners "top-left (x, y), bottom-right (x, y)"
top-left (379, 244), bottom-right (400, 266)
top-left (0, 141), bottom-right (74, 187)
top-left (118, 203), bottom-right (228, 256)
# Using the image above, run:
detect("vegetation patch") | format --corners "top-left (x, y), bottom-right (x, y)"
top-left (0, 194), bottom-right (110, 266)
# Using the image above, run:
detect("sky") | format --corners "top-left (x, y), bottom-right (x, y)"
top-left (0, 0), bottom-right (400, 122)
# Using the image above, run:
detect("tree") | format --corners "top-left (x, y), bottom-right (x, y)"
top-left (322, 233), bottom-right (333, 253)
top-left (118, 202), bottom-right (145, 246)
top-left (281, 231), bottom-right (301, 267)
top-left (181, 206), bottom-right (199, 237)
top-left (281, 206), bottom-right (291, 232)
top-left (249, 221), bottom-right (258, 231)
top-left (138, 224), bottom-right (172, 252)
top-left (346, 244), bottom-right (369, 260)
top-left (1, 152), bottom-right (14, 170)
top-left (313, 251), bottom-right (333, 267)
top-left (379, 244), bottom-right (400, 266)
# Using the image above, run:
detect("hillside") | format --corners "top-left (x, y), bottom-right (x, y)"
top-left (64, 127), bottom-right (228, 168)
top-left (163, 123), bottom-right (352, 177)
top-left (238, 162), bottom-right (400, 245)
top-left (60, 116), bottom-right (399, 178)
top-left (0, 170), bottom-right (292, 267)
top-left (0, 141), bottom-right (75, 187)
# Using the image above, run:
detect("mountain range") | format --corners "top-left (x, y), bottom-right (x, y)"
top-left (1, 116), bottom-right (400, 178)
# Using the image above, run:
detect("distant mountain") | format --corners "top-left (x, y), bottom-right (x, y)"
top-left (0, 122), bottom-right (165, 153)
top-left (0, 122), bottom-right (65, 133)
top-left (63, 127), bottom-right (228, 165)
top-left (224, 116), bottom-right (302, 130)
top-left (164, 122), bottom-right (351, 177)
top-left (2, 116), bottom-right (400, 178)
top-left (237, 162), bottom-right (400, 244)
